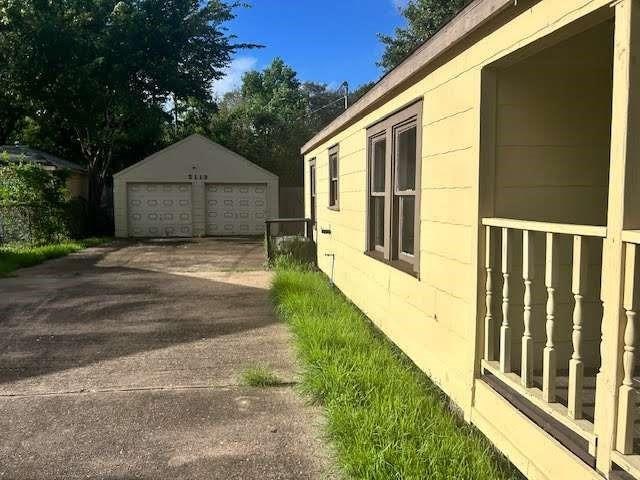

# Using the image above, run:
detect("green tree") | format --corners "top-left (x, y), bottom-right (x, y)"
top-left (0, 156), bottom-right (69, 206)
top-left (175, 59), bottom-right (373, 187)
top-left (378, 0), bottom-right (466, 71)
top-left (0, 0), bottom-right (253, 224)
top-left (208, 58), bottom-right (310, 186)
top-left (302, 80), bottom-right (375, 133)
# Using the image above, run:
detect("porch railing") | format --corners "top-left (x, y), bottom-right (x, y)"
top-left (264, 217), bottom-right (315, 263)
top-left (481, 218), bottom-right (607, 440)
top-left (616, 230), bottom-right (640, 456)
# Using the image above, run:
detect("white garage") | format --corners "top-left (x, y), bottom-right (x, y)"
top-left (113, 134), bottom-right (278, 238)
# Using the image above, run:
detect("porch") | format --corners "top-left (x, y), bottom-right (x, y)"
top-left (476, 4), bottom-right (640, 478)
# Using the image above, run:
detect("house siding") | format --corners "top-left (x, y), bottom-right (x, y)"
top-left (304, 1), bottom-right (614, 478)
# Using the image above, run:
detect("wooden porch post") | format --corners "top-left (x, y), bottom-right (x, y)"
top-left (594, 0), bottom-right (640, 473)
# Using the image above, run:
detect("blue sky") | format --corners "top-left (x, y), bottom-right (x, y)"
top-left (212, 1), bottom-right (407, 97)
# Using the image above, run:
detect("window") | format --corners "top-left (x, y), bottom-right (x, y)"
top-left (328, 145), bottom-right (339, 209)
top-left (309, 159), bottom-right (317, 227)
top-left (369, 135), bottom-right (386, 252)
top-left (366, 101), bottom-right (422, 275)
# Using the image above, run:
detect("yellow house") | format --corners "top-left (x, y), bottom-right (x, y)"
top-left (301, 0), bottom-right (640, 478)
top-left (0, 144), bottom-right (89, 199)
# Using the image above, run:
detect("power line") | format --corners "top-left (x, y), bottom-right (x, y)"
top-left (298, 81), bottom-right (349, 120)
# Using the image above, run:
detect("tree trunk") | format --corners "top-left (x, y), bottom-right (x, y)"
top-left (76, 124), bottom-right (114, 235)
top-left (86, 161), bottom-right (106, 234)
top-left (81, 146), bottom-right (112, 235)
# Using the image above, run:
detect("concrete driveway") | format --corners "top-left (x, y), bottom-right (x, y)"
top-left (0, 238), bottom-right (333, 479)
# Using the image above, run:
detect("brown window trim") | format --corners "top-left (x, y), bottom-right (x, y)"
top-left (364, 250), bottom-right (419, 279)
top-left (368, 131), bottom-right (387, 253)
top-left (365, 99), bottom-right (422, 276)
top-left (328, 144), bottom-right (340, 211)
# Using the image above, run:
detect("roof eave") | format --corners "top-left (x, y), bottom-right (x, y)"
top-left (301, 0), bottom-right (515, 155)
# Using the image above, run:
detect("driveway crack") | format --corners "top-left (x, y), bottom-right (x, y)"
top-left (0, 381), bottom-right (299, 398)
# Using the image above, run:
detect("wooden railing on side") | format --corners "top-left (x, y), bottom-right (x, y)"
top-left (616, 230), bottom-right (640, 455)
top-left (482, 218), bottom-right (606, 424)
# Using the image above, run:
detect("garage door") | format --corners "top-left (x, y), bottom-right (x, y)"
top-left (206, 183), bottom-right (267, 236)
top-left (127, 183), bottom-right (192, 237)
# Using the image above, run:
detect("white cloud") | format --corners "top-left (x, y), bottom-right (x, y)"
top-left (211, 56), bottom-right (258, 98)
top-left (392, 0), bottom-right (409, 11)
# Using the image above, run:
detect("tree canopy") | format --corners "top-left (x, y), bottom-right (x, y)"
top-left (203, 59), bottom-right (373, 186)
top-left (378, 0), bottom-right (466, 71)
top-left (1, 2), bottom-right (381, 231)
top-left (0, 0), bottom-right (252, 223)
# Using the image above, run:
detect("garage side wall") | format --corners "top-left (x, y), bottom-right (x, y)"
top-left (114, 178), bottom-right (127, 237)
top-left (114, 137), bottom-right (278, 238)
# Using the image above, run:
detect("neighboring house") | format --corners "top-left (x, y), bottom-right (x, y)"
top-left (302, 1), bottom-right (640, 479)
top-left (113, 134), bottom-right (279, 238)
top-left (0, 145), bottom-right (88, 199)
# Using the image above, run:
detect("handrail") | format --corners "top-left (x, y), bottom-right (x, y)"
top-left (264, 217), bottom-right (315, 264)
top-left (622, 230), bottom-right (640, 244)
top-left (482, 217), bottom-right (607, 238)
top-left (265, 217), bottom-right (311, 224)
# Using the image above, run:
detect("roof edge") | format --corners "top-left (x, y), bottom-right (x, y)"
top-left (113, 134), bottom-right (199, 178)
top-left (114, 133), bottom-right (279, 180)
top-left (301, 0), bottom-right (515, 154)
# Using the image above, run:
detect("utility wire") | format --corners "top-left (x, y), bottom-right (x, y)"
top-left (297, 81), bottom-right (349, 121)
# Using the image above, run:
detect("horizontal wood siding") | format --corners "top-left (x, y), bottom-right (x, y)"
top-left (304, 1), bottom-right (615, 478)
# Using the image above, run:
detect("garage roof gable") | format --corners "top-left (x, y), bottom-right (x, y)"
top-left (114, 134), bottom-right (278, 180)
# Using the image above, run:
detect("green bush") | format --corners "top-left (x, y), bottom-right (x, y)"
top-left (0, 158), bottom-right (88, 244)
top-left (0, 155), bottom-right (70, 205)
top-left (270, 235), bottom-right (316, 266)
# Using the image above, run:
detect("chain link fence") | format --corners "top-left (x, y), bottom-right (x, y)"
top-left (0, 200), bottom-right (88, 246)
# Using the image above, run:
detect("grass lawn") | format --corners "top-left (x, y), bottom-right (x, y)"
top-left (271, 259), bottom-right (522, 480)
top-left (0, 238), bottom-right (109, 276)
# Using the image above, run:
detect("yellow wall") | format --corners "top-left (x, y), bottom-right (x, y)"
top-left (303, 1), bottom-right (617, 479)
top-left (488, 21), bottom-right (614, 373)
top-left (494, 21), bottom-right (613, 226)
top-left (67, 172), bottom-right (88, 199)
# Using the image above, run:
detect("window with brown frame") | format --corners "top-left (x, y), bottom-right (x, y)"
top-left (366, 101), bottom-right (422, 275)
top-left (328, 145), bottom-right (339, 209)
top-left (309, 158), bottom-right (317, 227)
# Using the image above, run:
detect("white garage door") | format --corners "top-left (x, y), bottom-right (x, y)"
top-left (206, 183), bottom-right (267, 236)
top-left (127, 183), bottom-right (192, 237)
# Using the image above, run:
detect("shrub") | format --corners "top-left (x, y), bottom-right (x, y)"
top-left (270, 235), bottom-right (316, 266)
top-left (0, 156), bottom-right (70, 205)
top-left (0, 159), bottom-right (87, 244)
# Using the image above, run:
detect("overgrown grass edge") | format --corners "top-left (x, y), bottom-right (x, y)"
top-left (0, 237), bottom-right (110, 276)
top-left (270, 257), bottom-right (522, 479)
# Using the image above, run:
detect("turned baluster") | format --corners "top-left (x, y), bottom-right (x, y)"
top-left (568, 235), bottom-right (589, 419)
top-left (484, 226), bottom-right (495, 361)
top-left (543, 232), bottom-right (559, 403)
top-left (617, 242), bottom-right (640, 454)
top-left (521, 230), bottom-right (535, 388)
top-left (592, 240), bottom-right (607, 439)
top-left (500, 228), bottom-right (512, 373)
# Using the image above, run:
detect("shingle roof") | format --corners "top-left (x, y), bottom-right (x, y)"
top-left (0, 145), bottom-right (87, 173)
